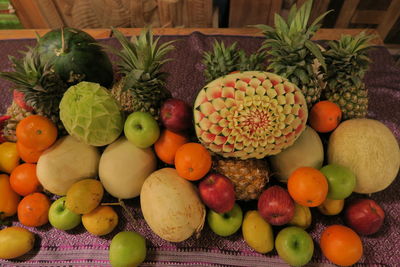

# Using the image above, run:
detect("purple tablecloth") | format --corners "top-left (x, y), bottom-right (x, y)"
top-left (0, 32), bottom-right (399, 267)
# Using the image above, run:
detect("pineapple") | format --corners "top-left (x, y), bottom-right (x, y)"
top-left (2, 101), bottom-right (34, 142)
top-left (203, 40), bottom-right (267, 83)
top-left (0, 47), bottom-right (68, 140)
top-left (256, 0), bottom-right (330, 108)
top-left (321, 33), bottom-right (374, 119)
top-left (193, 71), bottom-right (308, 160)
top-left (108, 28), bottom-right (175, 119)
top-left (213, 157), bottom-right (270, 201)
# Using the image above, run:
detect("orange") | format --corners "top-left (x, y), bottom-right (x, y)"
top-left (16, 115), bottom-right (57, 151)
top-left (10, 163), bottom-right (42, 196)
top-left (309, 100), bottom-right (342, 133)
top-left (16, 141), bottom-right (44, 163)
top-left (174, 142), bottom-right (212, 181)
top-left (154, 129), bottom-right (189, 165)
top-left (17, 192), bottom-right (50, 227)
top-left (0, 174), bottom-right (20, 218)
top-left (320, 225), bottom-right (363, 266)
top-left (288, 167), bottom-right (328, 207)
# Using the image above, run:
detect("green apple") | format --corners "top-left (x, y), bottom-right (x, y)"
top-left (109, 231), bottom-right (147, 267)
top-left (275, 226), bottom-right (314, 267)
top-left (288, 203), bottom-right (312, 229)
top-left (48, 197), bottom-right (81, 231)
top-left (320, 164), bottom-right (356, 199)
top-left (207, 203), bottom-right (243, 237)
top-left (124, 111), bottom-right (160, 148)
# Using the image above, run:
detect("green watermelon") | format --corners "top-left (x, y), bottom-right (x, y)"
top-left (36, 27), bottom-right (114, 88)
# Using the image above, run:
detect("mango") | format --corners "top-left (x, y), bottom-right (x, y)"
top-left (242, 210), bottom-right (274, 253)
top-left (66, 178), bottom-right (104, 214)
top-left (0, 142), bottom-right (20, 174)
top-left (0, 226), bottom-right (35, 259)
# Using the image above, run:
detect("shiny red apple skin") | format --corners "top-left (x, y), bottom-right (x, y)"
top-left (258, 185), bottom-right (295, 226)
top-left (345, 198), bottom-right (385, 235)
top-left (198, 173), bottom-right (235, 213)
top-left (160, 98), bottom-right (192, 133)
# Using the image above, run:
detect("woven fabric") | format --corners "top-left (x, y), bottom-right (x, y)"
top-left (0, 33), bottom-right (399, 267)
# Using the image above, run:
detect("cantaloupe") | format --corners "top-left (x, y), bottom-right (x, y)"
top-left (328, 119), bottom-right (400, 194)
top-left (269, 126), bottom-right (324, 182)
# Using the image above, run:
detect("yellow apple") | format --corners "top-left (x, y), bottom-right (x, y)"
top-left (318, 198), bottom-right (344, 216)
top-left (288, 203), bottom-right (311, 229)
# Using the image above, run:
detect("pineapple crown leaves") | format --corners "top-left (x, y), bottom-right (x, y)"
top-left (107, 27), bottom-right (175, 92)
top-left (0, 47), bottom-right (67, 115)
top-left (255, 0), bottom-right (332, 77)
top-left (202, 40), bottom-right (267, 83)
top-left (321, 32), bottom-right (375, 91)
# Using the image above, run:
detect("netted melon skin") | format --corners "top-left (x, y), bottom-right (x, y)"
top-left (60, 82), bottom-right (124, 147)
top-left (194, 71), bottom-right (308, 159)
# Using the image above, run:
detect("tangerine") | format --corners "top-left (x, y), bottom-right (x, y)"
top-left (10, 163), bottom-right (42, 196)
top-left (16, 115), bottom-right (57, 151)
top-left (288, 167), bottom-right (328, 207)
top-left (154, 129), bottom-right (189, 165)
top-left (17, 192), bottom-right (50, 227)
top-left (16, 141), bottom-right (44, 163)
top-left (309, 100), bottom-right (342, 133)
top-left (0, 174), bottom-right (20, 218)
top-left (320, 224), bottom-right (363, 266)
top-left (174, 142), bottom-right (212, 181)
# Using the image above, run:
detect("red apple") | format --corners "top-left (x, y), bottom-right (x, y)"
top-left (258, 185), bottom-right (295, 226)
top-left (13, 90), bottom-right (33, 112)
top-left (198, 173), bottom-right (235, 213)
top-left (160, 98), bottom-right (192, 133)
top-left (344, 198), bottom-right (385, 235)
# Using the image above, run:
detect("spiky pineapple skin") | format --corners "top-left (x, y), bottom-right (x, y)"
top-left (321, 33), bottom-right (373, 120)
top-left (256, 0), bottom-right (330, 108)
top-left (2, 101), bottom-right (34, 142)
top-left (108, 28), bottom-right (174, 120)
top-left (194, 71), bottom-right (308, 160)
top-left (325, 86), bottom-right (368, 119)
top-left (213, 157), bottom-right (269, 201)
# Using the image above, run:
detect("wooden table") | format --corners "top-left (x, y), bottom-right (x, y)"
top-left (0, 28), bottom-right (384, 45)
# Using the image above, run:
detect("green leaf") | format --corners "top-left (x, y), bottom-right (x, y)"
top-left (275, 14), bottom-right (289, 35)
top-left (305, 40), bottom-right (326, 70)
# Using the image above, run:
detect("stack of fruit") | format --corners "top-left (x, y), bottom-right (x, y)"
top-left (0, 0), bottom-right (400, 266)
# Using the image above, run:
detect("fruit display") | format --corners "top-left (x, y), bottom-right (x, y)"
top-left (109, 28), bottom-right (174, 119)
top-left (0, 1), bottom-right (399, 265)
top-left (212, 156), bottom-right (270, 200)
top-left (59, 81), bottom-right (124, 147)
top-left (0, 226), bottom-right (35, 259)
top-left (36, 27), bottom-right (114, 88)
top-left (256, 0), bottom-right (330, 107)
top-left (36, 135), bottom-right (100, 196)
top-left (242, 210), bottom-right (274, 254)
top-left (140, 168), bottom-right (206, 242)
top-left (344, 198), bottom-right (385, 235)
top-left (269, 126), bottom-right (324, 182)
top-left (0, 49), bottom-right (68, 140)
top-left (207, 203), bottom-right (243, 237)
top-left (194, 71), bottom-right (308, 159)
top-left (202, 40), bottom-right (267, 83)
top-left (328, 118), bottom-right (400, 193)
top-left (99, 136), bottom-right (157, 199)
top-left (321, 33), bottom-right (374, 119)
top-left (275, 226), bottom-right (314, 267)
